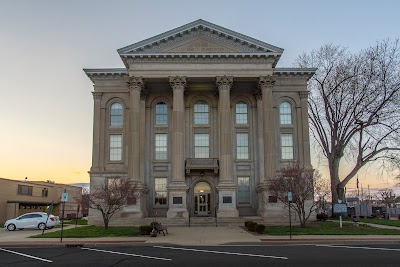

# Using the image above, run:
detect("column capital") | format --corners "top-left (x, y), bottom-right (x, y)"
top-left (258, 75), bottom-right (276, 90)
top-left (299, 91), bottom-right (309, 99)
top-left (169, 76), bottom-right (187, 90)
top-left (92, 92), bottom-right (103, 100)
top-left (216, 76), bottom-right (233, 90)
top-left (127, 76), bottom-right (145, 92)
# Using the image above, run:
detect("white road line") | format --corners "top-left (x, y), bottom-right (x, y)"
top-left (81, 247), bottom-right (171, 261)
top-left (153, 246), bottom-right (288, 260)
top-left (0, 248), bottom-right (53, 263)
top-left (315, 244), bottom-right (400, 252)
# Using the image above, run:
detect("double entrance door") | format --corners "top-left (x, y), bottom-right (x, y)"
top-left (194, 193), bottom-right (211, 216)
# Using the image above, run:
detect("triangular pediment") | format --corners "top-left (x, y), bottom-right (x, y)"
top-left (118, 19), bottom-right (284, 55)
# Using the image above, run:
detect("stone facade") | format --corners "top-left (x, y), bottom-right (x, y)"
top-left (84, 20), bottom-right (316, 226)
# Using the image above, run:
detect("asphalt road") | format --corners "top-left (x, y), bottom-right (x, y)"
top-left (1, 243), bottom-right (400, 266)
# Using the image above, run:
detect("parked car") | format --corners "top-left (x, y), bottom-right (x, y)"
top-left (4, 212), bottom-right (60, 231)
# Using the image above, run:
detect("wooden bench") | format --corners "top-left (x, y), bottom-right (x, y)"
top-left (155, 223), bottom-right (168, 236)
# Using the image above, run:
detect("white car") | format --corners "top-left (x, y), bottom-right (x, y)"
top-left (4, 212), bottom-right (60, 231)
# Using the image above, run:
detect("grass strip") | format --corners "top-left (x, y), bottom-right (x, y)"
top-left (30, 225), bottom-right (140, 238)
top-left (265, 221), bottom-right (400, 235)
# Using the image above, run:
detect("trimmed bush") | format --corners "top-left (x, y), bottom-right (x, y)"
top-left (317, 213), bottom-right (329, 221)
top-left (255, 224), bottom-right (266, 234)
top-left (245, 221), bottom-right (253, 228)
top-left (150, 221), bottom-right (159, 227)
top-left (139, 225), bottom-right (153, 235)
top-left (247, 221), bottom-right (257, 232)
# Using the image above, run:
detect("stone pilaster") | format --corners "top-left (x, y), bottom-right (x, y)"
top-left (299, 91), bottom-right (312, 169)
top-left (91, 92), bottom-right (102, 172)
top-left (258, 75), bottom-right (276, 219)
top-left (125, 76), bottom-right (147, 217)
top-left (216, 76), bottom-right (239, 218)
top-left (167, 76), bottom-right (189, 219)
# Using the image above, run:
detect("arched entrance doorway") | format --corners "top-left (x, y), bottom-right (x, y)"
top-left (194, 182), bottom-right (211, 216)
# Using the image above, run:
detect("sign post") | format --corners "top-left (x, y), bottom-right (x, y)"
top-left (60, 190), bottom-right (68, 243)
top-left (333, 202), bottom-right (347, 228)
top-left (288, 192), bottom-right (293, 240)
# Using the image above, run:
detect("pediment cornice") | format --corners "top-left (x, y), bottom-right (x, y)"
top-left (118, 19), bottom-right (284, 55)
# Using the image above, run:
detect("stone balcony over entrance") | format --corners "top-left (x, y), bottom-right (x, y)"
top-left (185, 158), bottom-right (219, 174)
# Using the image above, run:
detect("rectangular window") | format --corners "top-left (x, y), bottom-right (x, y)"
top-left (18, 185), bottom-right (33, 196)
top-left (194, 134), bottom-right (209, 158)
top-left (155, 178), bottom-right (167, 205)
top-left (109, 135), bottom-right (122, 161)
top-left (281, 133), bottom-right (294, 160)
top-left (236, 133), bottom-right (249, 159)
top-left (41, 188), bottom-right (48, 197)
top-left (155, 134), bottom-right (168, 160)
top-left (238, 177), bottom-right (250, 204)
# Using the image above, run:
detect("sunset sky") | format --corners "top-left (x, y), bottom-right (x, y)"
top-left (1, 0), bottom-right (399, 193)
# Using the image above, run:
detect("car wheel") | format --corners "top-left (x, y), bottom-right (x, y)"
top-left (7, 224), bottom-right (16, 231)
top-left (38, 223), bottom-right (46, 230)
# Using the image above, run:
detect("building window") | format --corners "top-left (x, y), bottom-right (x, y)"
top-left (280, 101), bottom-right (292, 125)
top-left (236, 133), bottom-right (249, 159)
top-left (154, 178), bottom-right (167, 205)
top-left (155, 134), bottom-right (167, 160)
top-left (42, 188), bottom-right (48, 197)
top-left (110, 103), bottom-right (123, 127)
top-left (18, 185), bottom-right (33, 196)
top-left (194, 101), bottom-right (209, 124)
top-left (109, 134), bottom-right (122, 161)
top-left (155, 102), bottom-right (168, 125)
top-left (236, 101), bottom-right (248, 124)
top-left (281, 133), bottom-right (294, 160)
top-left (194, 134), bottom-right (209, 158)
top-left (238, 177), bottom-right (250, 204)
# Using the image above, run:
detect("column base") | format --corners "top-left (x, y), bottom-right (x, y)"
top-left (216, 183), bottom-right (239, 218)
top-left (166, 182), bottom-right (189, 219)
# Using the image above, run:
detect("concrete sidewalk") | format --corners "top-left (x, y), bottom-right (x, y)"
top-left (1, 225), bottom-right (400, 246)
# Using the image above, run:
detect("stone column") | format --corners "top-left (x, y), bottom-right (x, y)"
top-left (258, 76), bottom-right (276, 219)
top-left (259, 76), bottom-right (276, 181)
top-left (299, 91), bottom-right (312, 169)
top-left (167, 76), bottom-right (189, 219)
top-left (216, 76), bottom-right (239, 218)
top-left (91, 92), bottom-right (102, 172)
top-left (126, 76), bottom-right (147, 217)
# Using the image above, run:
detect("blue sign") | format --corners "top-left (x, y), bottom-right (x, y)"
top-left (333, 204), bottom-right (347, 214)
top-left (61, 193), bottom-right (68, 202)
top-left (287, 192), bottom-right (293, 202)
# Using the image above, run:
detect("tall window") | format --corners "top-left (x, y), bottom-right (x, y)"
top-left (236, 101), bottom-right (248, 124)
top-left (154, 178), bottom-right (167, 205)
top-left (110, 103), bottom-right (123, 127)
top-left (109, 134), bottom-right (122, 161)
top-left (194, 134), bottom-right (209, 158)
top-left (155, 134), bottom-right (167, 160)
top-left (280, 101), bottom-right (292, 125)
top-left (155, 102), bottom-right (167, 125)
top-left (238, 177), bottom-right (250, 204)
top-left (281, 133), bottom-right (294, 160)
top-left (194, 101), bottom-right (209, 124)
top-left (236, 133), bottom-right (249, 159)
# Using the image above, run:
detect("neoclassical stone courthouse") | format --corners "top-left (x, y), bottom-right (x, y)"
top-left (84, 20), bottom-right (315, 225)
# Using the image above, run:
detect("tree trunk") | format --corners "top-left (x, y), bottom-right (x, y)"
top-left (329, 157), bottom-right (341, 204)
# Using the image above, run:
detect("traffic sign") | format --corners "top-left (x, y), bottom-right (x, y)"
top-left (288, 192), bottom-right (293, 202)
top-left (62, 192), bottom-right (68, 202)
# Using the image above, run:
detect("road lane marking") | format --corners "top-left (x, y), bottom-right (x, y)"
top-left (0, 248), bottom-right (52, 263)
top-left (81, 247), bottom-right (171, 261)
top-left (315, 244), bottom-right (400, 252)
top-left (153, 246), bottom-right (288, 260)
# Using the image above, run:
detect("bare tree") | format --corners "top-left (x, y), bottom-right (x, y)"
top-left (89, 177), bottom-right (138, 229)
top-left (268, 162), bottom-right (323, 227)
top-left (74, 188), bottom-right (90, 217)
top-left (377, 188), bottom-right (396, 208)
top-left (295, 40), bottom-right (400, 204)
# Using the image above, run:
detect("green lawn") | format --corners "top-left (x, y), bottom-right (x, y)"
top-left (265, 221), bottom-right (400, 235)
top-left (348, 218), bottom-right (400, 227)
top-left (30, 225), bottom-right (140, 238)
top-left (62, 219), bottom-right (88, 225)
